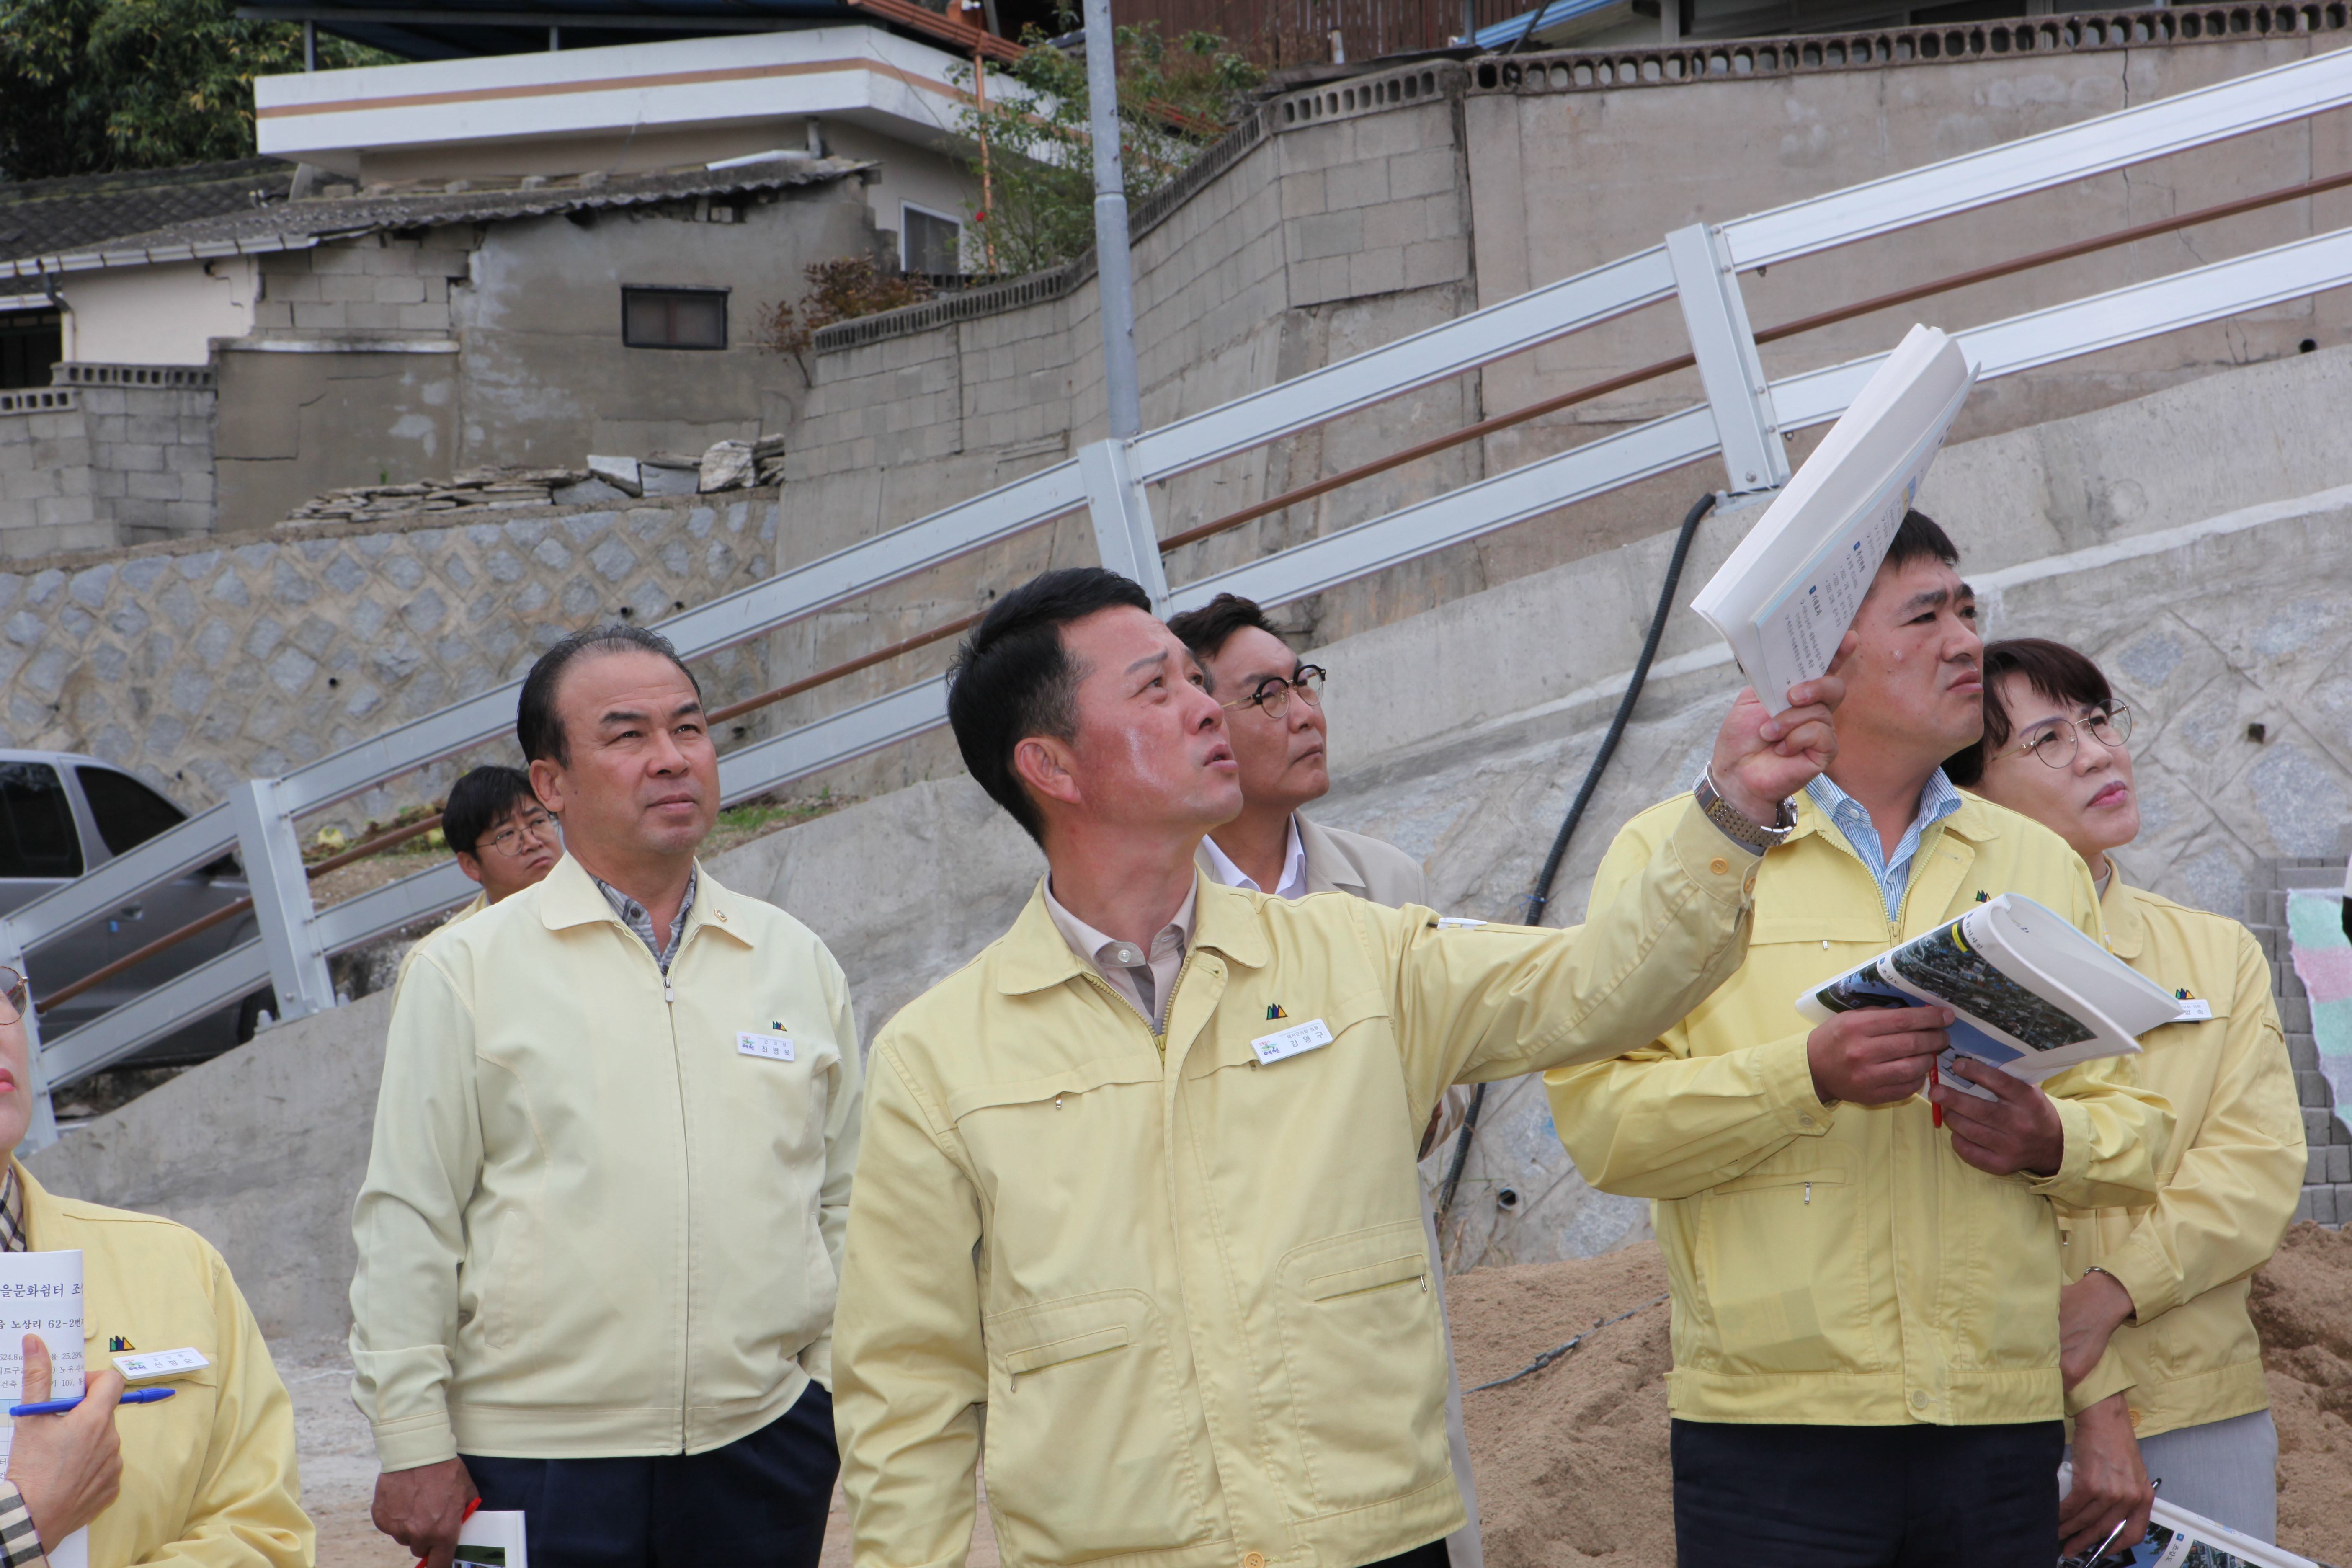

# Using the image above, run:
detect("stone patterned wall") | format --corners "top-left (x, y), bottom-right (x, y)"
top-left (0, 495), bottom-right (777, 830)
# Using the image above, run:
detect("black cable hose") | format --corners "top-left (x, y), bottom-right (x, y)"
top-left (1436, 489), bottom-right (1721, 1225)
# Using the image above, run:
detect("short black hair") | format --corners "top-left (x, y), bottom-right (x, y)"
top-left (1945, 637), bottom-right (2115, 787)
top-left (518, 624), bottom-right (703, 767)
top-left (1165, 593), bottom-right (1285, 694)
top-left (946, 567), bottom-right (1152, 844)
top-left (1883, 508), bottom-right (1959, 573)
top-left (443, 765), bottom-right (539, 858)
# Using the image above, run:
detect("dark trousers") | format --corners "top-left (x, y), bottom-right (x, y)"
top-left (1364, 1543), bottom-right (1449, 1568)
top-left (1671, 1417), bottom-right (2064, 1568)
top-left (463, 1383), bottom-right (836, 1568)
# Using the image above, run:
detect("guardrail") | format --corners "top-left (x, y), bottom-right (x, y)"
top-left (14, 43), bottom-right (2352, 1128)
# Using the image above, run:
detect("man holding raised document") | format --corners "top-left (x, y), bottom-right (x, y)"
top-left (1546, 327), bottom-right (2174, 1566)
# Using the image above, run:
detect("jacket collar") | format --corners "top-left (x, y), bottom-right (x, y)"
top-left (1789, 776), bottom-right (2002, 850)
top-left (2099, 854), bottom-right (2147, 959)
top-left (532, 852), bottom-right (753, 949)
top-left (12, 1161), bottom-right (56, 1250)
top-left (1294, 814), bottom-right (1368, 897)
top-left (995, 869), bottom-right (1273, 996)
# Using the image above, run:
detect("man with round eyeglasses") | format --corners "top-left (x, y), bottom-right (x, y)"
top-left (1169, 594), bottom-right (1422, 906)
top-left (446, 766), bottom-right (563, 910)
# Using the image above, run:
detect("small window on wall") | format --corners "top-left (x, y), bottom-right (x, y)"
top-left (622, 287), bottom-right (727, 350)
top-left (0, 311), bottom-right (63, 391)
top-left (902, 205), bottom-right (963, 277)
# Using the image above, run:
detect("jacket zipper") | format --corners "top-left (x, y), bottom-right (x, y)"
top-left (661, 931), bottom-right (689, 1452)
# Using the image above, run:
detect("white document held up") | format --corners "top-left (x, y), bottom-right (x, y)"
top-left (0, 1251), bottom-right (88, 1568)
top-left (1794, 895), bottom-right (2178, 1093)
top-left (1692, 324), bottom-right (1978, 712)
top-left (453, 1509), bottom-right (529, 1568)
top-left (2057, 1465), bottom-right (2319, 1567)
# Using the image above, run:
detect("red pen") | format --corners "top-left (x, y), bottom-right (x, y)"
top-left (1929, 1058), bottom-right (1944, 1128)
top-left (418, 1497), bottom-right (481, 1566)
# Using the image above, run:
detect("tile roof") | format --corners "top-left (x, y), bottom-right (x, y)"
top-left (0, 159), bottom-right (299, 266)
top-left (0, 155), bottom-right (871, 281)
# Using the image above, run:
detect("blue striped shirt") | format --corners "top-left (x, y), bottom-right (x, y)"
top-left (1805, 769), bottom-right (1965, 922)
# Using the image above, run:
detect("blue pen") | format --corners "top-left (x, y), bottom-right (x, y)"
top-left (8, 1388), bottom-right (175, 1417)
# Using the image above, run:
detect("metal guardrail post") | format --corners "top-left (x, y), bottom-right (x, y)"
top-left (1666, 222), bottom-right (1789, 495)
top-left (229, 778), bottom-right (337, 1024)
top-left (1079, 437), bottom-right (1171, 612)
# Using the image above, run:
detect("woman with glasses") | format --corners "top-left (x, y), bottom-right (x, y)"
top-left (1953, 637), bottom-right (2305, 1556)
top-left (0, 968), bottom-right (312, 1566)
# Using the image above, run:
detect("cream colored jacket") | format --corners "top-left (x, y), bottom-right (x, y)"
top-left (350, 856), bottom-right (861, 1469)
top-left (835, 804), bottom-right (1758, 1568)
top-left (1547, 792), bottom-right (2173, 1428)
top-left (2059, 872), bottom-right (2306, 1434)
top-left (19, 1165), bottom-right (311, 1568)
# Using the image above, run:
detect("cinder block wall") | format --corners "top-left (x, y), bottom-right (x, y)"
top-left (0, 370), bottom-right (216, 558)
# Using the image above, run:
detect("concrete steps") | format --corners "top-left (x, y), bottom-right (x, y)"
top-left (2244, 858), bottom-right (2351, 1226)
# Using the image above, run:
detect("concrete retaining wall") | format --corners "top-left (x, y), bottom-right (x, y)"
top-left (26, 341), bottom-right (2352, 1330)
top-left (0, 495), bottom-right (778, 827)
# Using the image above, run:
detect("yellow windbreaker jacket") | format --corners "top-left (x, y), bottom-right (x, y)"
top-left (2059, 871), bottom-right (2306, 1435)
top-left (19, 1165), bottom-right (311, 1567)
top-left (350, 856), bottom-right (862, 1470)
top-left (1547, 792), bottom-right (2173, 1428)
top-left (835, 805), bottom-right (1759, 1568)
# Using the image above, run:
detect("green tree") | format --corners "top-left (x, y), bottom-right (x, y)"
top-left (954, 17), bottom-right (1263, 279)
top-left (0, 0), bottom-right (391, 181)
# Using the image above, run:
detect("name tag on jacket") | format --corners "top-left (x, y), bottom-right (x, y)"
top-left (738, 1032), bottom-right (796, 1062)
top-left (1251, 1018), bottom-right (1334, 1066)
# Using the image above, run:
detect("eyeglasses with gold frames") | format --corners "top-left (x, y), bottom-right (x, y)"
top-left (1988, 703), bottom-right (2133, 769)
top-left (1220, 665), bottom-right (1326, 721)
top-left (0, 967), bottom-right (29, 1029)
top-left (481, 809), bottom-right (559, 859)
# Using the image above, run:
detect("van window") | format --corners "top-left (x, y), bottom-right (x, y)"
top-left (76, 767), bottom-right (186, 856)
top-left (0, 763), bottom-right (83, 878)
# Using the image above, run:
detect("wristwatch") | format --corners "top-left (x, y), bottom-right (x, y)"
top-left (1694, 769), bottom-right (1798, 853)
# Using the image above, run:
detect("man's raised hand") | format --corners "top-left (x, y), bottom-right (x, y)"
top-left (1707, 631), bottom-right (1857, 827)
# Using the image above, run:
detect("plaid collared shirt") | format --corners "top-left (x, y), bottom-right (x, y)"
top-left (595, 869), bottom-right (698, 975)
top-left (0, 1164), bottom-right (45, 1568)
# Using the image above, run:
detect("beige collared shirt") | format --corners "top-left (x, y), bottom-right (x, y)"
top-left (1043, 877), bottom-right (1197, 1032)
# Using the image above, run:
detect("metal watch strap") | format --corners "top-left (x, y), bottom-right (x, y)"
top-left (1694, 770), bottom-right (1797, 852)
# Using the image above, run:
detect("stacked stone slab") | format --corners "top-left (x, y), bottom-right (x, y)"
top-left (2246, 859), bottom-right (2352, 1226)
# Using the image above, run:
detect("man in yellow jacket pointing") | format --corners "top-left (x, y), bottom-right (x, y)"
top-left (833, 566), bottom-right (1849, 1568)
top-left (1547, 513), bottom-right (2173, 1567)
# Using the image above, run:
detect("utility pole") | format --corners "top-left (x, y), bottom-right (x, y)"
top-left (1082, 0), bottom-right (1142, 439)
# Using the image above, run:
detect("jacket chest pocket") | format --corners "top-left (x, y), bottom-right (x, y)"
top-left (1272, 1220), bottom-right (1449, 1516)
top-left (981, 1290), bottom-right (1214, 1561)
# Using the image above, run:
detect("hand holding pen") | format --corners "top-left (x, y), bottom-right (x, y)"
top-left (5, 1333), bottom-right (123, 1548)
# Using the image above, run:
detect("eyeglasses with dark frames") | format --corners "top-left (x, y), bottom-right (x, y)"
top-left (1988, 704), bottom-right (2133, 769)
top-left (1221, 665), bottom-right (1327, 721)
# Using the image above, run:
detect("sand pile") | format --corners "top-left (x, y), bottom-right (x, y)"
top-left (2251, 1222), bottom-right (2352, 1564)
top-left (1449, 1224), bottom-right (2352, 1568)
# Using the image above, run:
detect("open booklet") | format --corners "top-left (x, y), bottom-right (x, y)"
top-left (2058, 1467), bottom-right (2322, 1567)
top-left (1692, 323), bottom-right (1978, 714)
top-left (1795, 894), bottom-right (2180, 1099)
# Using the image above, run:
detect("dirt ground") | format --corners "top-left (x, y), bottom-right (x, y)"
top-left (1447, 1224), bottom-right (2352, 1568)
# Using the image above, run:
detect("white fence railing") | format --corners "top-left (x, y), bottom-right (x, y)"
top-left (14, 45), bottom-right (2352, 1124)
